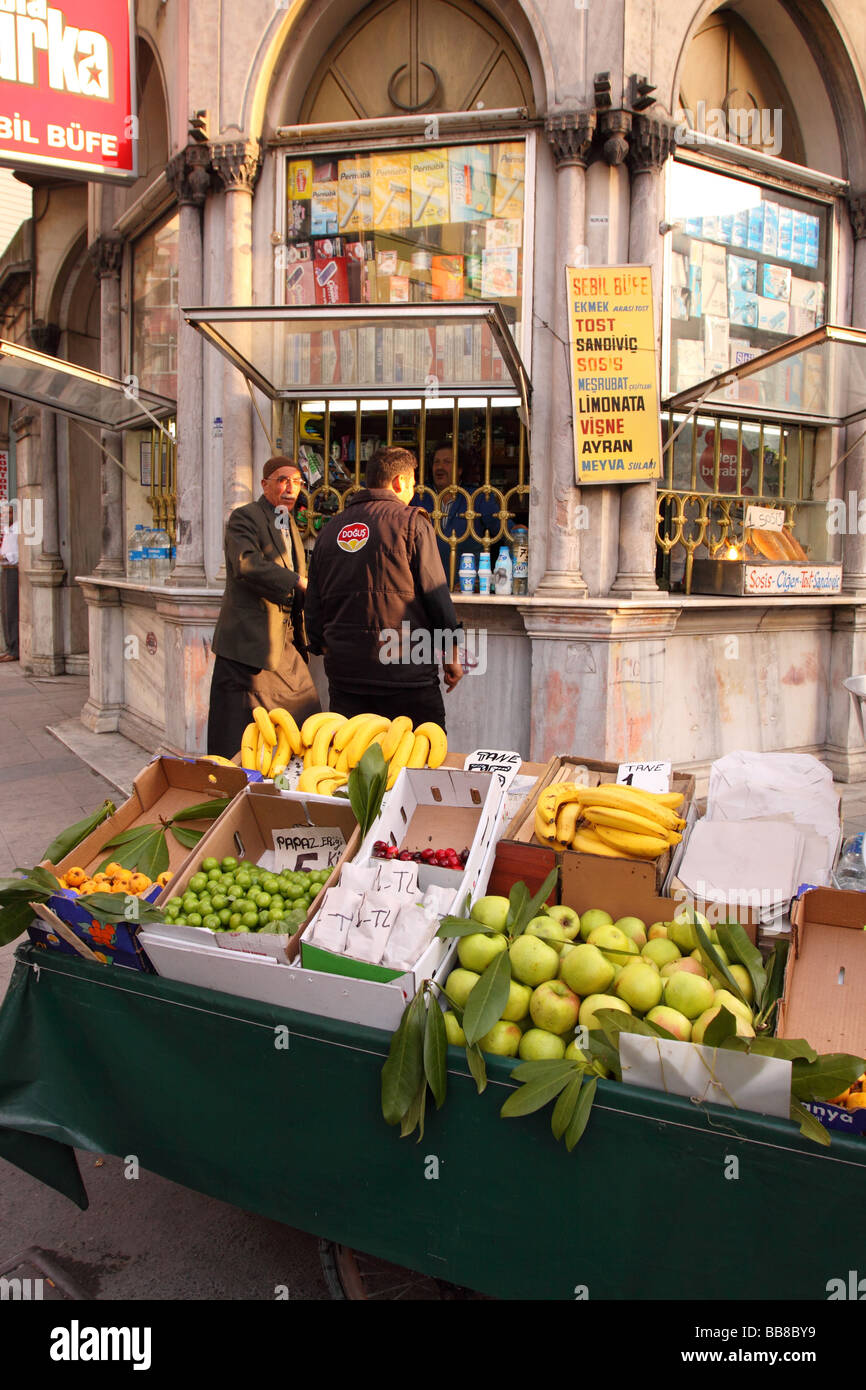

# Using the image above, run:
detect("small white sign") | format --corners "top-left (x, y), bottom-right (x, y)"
top-left (273, 826), bottom-right (347, 873)
top-left (619, 1033), bottom-right (792, 1120)
top-left (744, 564), bottom-right (842, 596)
top-left (463, 749), bottom-right (522, 791)
top-left (746, 505), bottom-right (785, 531)
top-left (616, 760), bottom-right (671, 793)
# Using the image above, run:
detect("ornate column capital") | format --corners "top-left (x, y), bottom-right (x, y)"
top-left (545, 111), bottom-right (596, 169)
top-left (28, 320), bottom-right (60, 355)
top-left (599, 110), bottom-right (632, 166)
top-left (88, 234), bottom-right (124, 280)
top-left (628, 114), bottom-right (679, 175)
top-left (165, 143), bottom-right (213, 207)
top-left (848, 192), bottom-right (866, 241)
top-left (212, 139), bottom-right (262, 193)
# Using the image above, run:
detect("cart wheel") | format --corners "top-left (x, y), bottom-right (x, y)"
top-left (318, 1240), bottom-right (484, 1301)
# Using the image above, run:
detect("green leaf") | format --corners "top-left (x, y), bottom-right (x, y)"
top-left (436, 916), bottom-right (498, 940)
top-left (551, 1074), bottom-right (582, 1141)
top-left (715, 922), bottom-right (767, 1003)
top-left (703, 1004), bottom-right (738, 1047)
top-left (0, 898), bottom-right (38, 948)
top-left (169, 825), bottom-right (204, 849)
top-left (740, 1036), bottom-right (817, 1063)
top-left (462, 950), bottom-right (513, 1046)
top-left (509, 1059), bottom-right (578, 1085)
top-left (591, 1008), bottom-right (675, 1047)
top-left (464, 1041), bottom-right (487, 1094)
top-left (347, 743), bottom-right (387, 840)
top-left (758, 940), bottom-right (789, 1022)
top-left (97, 825), bottom-right (169, 879)
top-left (75, 892), bottom-right (168, 925)
top-left (170, 798), bottom-right (230, 823)
top-left (423, 1000), bottom-right (448, 1109)
top-left (504, 881), bottom-right (529, 936)
top-left (564, 1076), bottom-right (597, 1151)
top-left (694, 922), bottom-right (748, 1004)
top-left (381, 991), bottom-right (426, 1126)
top-left (585, 1031), bottom-right (622, 1081)
top-left (790, 1053), bottom-right (866, 1102)
top-left (520, 868), bottom-right (559, 930)
top-left (400, 1074), bottom-right (428, 1140)
top-left (98, 825), bottom-right (155, 850)
top-left (42, 800), bottom-right (115, 865)
top-left (500, 1070), bottom-right (573, 1118)
top-left (790, 1097), bottom-right (831, 1147)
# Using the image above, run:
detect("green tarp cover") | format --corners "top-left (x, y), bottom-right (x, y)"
top-left (1, 944), bottom-right (864, 1300)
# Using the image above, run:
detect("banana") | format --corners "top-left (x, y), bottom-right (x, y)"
top-left (345, 715), bottom-right (391, 767)
top-left (414, 721), bottom-right (447, 769)
top-left (575, 784), bottom-right (684, 830)
top-left (555, 800), bottom-right (582, 844)
top-left (381, 716), bottom-right (413, 761)
top-left (535, 807), bottom-right (557, 843)
top-left (386, 728), bottom-right (416, 789)
top-left (311, 714), bottom-right (349, 768)
top-left (297, 764), bottom-right (339, 794)
top-left (301, 711), bottom-right (340, 746)
top-left (201, 754), bottom-right (236, 767)
top-left (259, 737), bottom-right (272, 777)
top-left (582, 806), bottom-right (680, 839)
top-left (592, 825), bottom-right (671, 859)
top-left (252, 706), bottom-right (277, 747)
top-left (270, 708), bottom-right (303, 757)
top-left (407, 733), bottom-right (430, 768)
top-left (240, 722), bottom-right (259, 771)
top-left (334, 712), bottom-right (376, 752)
top-left (268, 726), bottom-right (291, 776)
top-left (335, 746), bottom-right (351, 773)
top-left (571, 827), bottom-right (630, 858)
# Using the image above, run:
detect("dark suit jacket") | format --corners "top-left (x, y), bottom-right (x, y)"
top-left (211, 496), bottom-right (308, 671)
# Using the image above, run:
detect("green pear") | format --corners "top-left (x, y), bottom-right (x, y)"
top-left (469, 895), bottom-right (510, 932)
top-left (545, 905), bottom-right (582, 940)
top-left (509, 934), bottom-right (560, 987)
top-left (713, 988), bottom-right (753, 1024)
top-left (443, 1011), bottom-right (466, 1046)
top-left (519, 1028), bottom-right (566, 1061)
top-left (587, 924), bottom-right (638, 966)
top-left (457, 931), bottom-right (508, 973)
top-left (477, 1021), bottom-right (522, 1056)
top-left (692, 1006), bottom-right (755, 1044)
top-left (728, 964), bottom-right (754, 1003)
top-left (613, 960), bottom-right (664, 1014)
top-left (445, 968), bottom-right (480, 1009)
top-left (645, 1005), bottom-right (692, 1041)
top-left (663, 971), bottom-right (716, 1020)
top-left (559, 942), bottom-right (615, 996)
top-left (524, 915), bottom-right (567, 949)
top-left (500, 977), bottom-right (532, 1022)
top-left (614, 916), bottom-right (648, 949)
top-left (579, 908), bottom-right (613, 941)
top-left (579, 993), bottom-right (632, 1030)
top-left (641, 938), bottom-right (682, 969)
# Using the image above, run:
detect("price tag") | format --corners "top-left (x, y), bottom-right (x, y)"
top-left (746, 505), bottom-right (785, 532)
top-left (463, 749), bottom-right (522, 791)
top-left (273, 826), bottom-right (347, 873)
top-left (616, 761), bottom-right (671, 793)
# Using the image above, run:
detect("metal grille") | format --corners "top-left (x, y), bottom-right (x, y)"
top-left (145, 419), bottom-right (177, 543)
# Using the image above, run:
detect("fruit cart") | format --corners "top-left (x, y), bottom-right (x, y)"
top-left (1, 942), bottom-right (865, 1301)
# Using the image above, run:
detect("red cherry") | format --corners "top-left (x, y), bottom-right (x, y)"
top-left (398, 851), bottom-right (413, 861)
top-left (386, 846), bottom-right (400, 860)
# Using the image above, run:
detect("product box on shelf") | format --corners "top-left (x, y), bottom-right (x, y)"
top-left (500, 755), bottom-right (697, 891)
top-left (289, 768), bottom-right (506, 1028)
top-left (778, 888), bottom-right (866, 1135)
top-left (145, 782), bottom-right (360, 963)
top-left (30, 758), bottom-right (251, 971)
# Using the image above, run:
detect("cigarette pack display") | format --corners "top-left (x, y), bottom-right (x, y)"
top-left (431, 254), bottom-right (464, 300)
top-left (411, 149), bottom-right (449, 226)
top-left (486, 218), bottom-right (522, 249)
top-left (493, 142), bottom-right (525, 219)
top-left (803, 214), bottom-right (820, 268)
top-left (285, 244), bottom-right (316, 305)
top-left (311, 160), bottom-right (339, 236)
top-left (389, 274), bottom-right (410, 303)
top-left (288, 160), bottom-right (313, 200)
top-left (701, 215), bottom-right (721, 242)
top-left (703, 315), bottom-right (729, 377)
top-left (371, 151), bottom-right (411, 230)
top-left (684, 215), bottom-right (703, 238)
top-left (313, 239), bottom-right (349, 305)
top-left (338, 329), bottom-right (357, 384)
top-left (676, 338), bottom-right (705, 390)
top-left (688, 263), bottom-right (702, 318)
top-left (481, 246), bottom-right (518, 297)
top-left (718, 214), bottom-right (733, 244)
top-left (448, 144), bottom-right (493, 222)
top-left (731, 207), bottom-right (750, 248)
top-left (747, 204), bottom-right (764, 251)
top-left (757, 296), bottom-right (789, 333)
top-left (729, 287), bottom-right (758, 328)
top-left (670, 286), bottom-right (690, 321)
top-left (287, 199), bottom-right (311, 241)
top-left (789, 305), bottom-right (816, 334)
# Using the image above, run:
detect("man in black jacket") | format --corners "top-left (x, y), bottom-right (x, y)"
top-left (206, 456), bottom-right (320, 757)
top-left (304, 446), bottom-right (463, 730)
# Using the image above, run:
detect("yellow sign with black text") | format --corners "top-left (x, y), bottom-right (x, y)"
top-left (567, 265), bottom-right (663, 484)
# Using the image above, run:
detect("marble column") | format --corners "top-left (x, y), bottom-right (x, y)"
top-left (535, 112), bottom-right (595, 596)
top-left (843, 192), bottom-right (866, 593)
top-left (79, 581), bottom-right (125, 733)
top-left (87, 235), bottom-right (125, 578)
top-left (611, 115), bottom-right (677, 597)
top-left (165, 144), bottom-right (212, 587)
top-left (14, 405), bottom-right (65, 675)
top-left (212, 141), bottom-right (261, 524)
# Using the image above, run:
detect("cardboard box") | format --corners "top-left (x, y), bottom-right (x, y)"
top-left (31, 758), bottom-right (251, 971)
top-left (502, 755), bottom-right (696, 890)
top-left (151, 783), bottom-right (360, 963)
top-left (299, 767), bottom-right (504, 978)
top-left (778, 887), bottom-right (866, 1136)
top-left (486, 841), bottom-right (558, 902)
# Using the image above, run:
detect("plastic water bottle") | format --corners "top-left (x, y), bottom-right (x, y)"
top-left (477, 552), bottom-right (492, 596)
top-left (832, 834), bottom-right (866, 891)
top-left (493, 545), bottom-right (513, 595)
top-left (151, 527), bottom-right (172, 581)
top-left (511, 526), bottom-right (528, 595)
top-left (127, 523), bottom-right (145, 580)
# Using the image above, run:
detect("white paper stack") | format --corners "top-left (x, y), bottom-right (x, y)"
top-left (677, 817), bottom-right (806, 926)
top-left (705, 751), bottom-right (840, 889)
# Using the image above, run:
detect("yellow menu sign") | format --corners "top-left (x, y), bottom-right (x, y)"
top-left (567, 265), bottom-right (662, 484)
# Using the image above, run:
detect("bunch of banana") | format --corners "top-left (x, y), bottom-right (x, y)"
top-left (296, 765), bottom-right (349, 797)
top-left (298, 711), bottom-right (447, 788)
top-left (534, 780), bottom-right (686, 859)
top-left (239, 707), bottom-right (302, 777)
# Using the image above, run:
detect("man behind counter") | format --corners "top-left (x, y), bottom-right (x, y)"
top-left (304, 445), bottom-right (463, 731)
top-left (207, 456), bottom-right (320, 758)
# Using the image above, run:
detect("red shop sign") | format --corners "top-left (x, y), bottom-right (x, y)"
top-left (0, 0), bottom-right (137, 183)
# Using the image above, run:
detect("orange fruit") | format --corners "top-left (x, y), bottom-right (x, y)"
top-left (129, 873), bottom-right (151, 894)
top-left (103, 862), bottom-right (123, 878)
top-left (847, 1093), bottom-right (866, 1110)
top-left (65, 867), bottom-right (86, 887)
top-left (156, 871), bottom-right (173, 888)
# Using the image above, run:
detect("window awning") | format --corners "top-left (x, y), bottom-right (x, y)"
top-left (182, 303), bottom-right (531, 418)
top-left (0, 339), bottom-right (176, 431)
top-left (664, 325), bottom-right (866, 427)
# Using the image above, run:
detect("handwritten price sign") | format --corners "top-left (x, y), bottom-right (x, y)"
top-left (463, 749), bottom-right (522, 791)
top-left (273, 827), bottom-right (346, 873)
top-left (616, 761), bottom-right (671, 793)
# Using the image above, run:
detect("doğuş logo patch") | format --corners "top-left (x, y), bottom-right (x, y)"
top-left (337, 522), bottom-right (369, 553)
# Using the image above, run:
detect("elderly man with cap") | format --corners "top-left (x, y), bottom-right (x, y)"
top-left (207, 456), bottom-right (320, 758)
